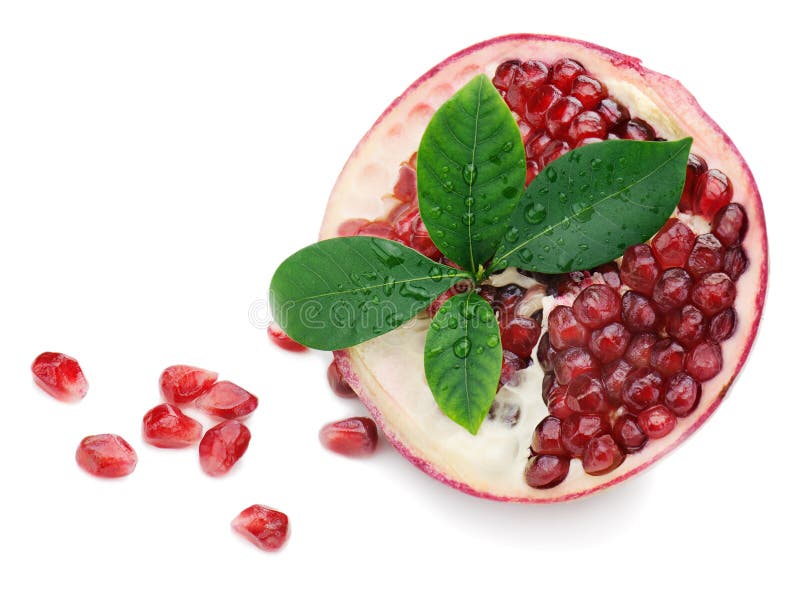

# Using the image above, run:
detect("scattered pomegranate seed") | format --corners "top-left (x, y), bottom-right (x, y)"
top-left (547, 305), bottom-right (589, 350)
top-left (196, 381), bottom-right (258, 420)
top-left (691, 272), bottom-right (736, 316)
top-left (545, 96), bottom-right (583, 138)
top-left (76, 434), bottom-right (138, 478)
top-left (572, 284), bottom-right (621, 328)
top-left (665, 305), bottom-right (706, 347)
top-left (637, 405), bottom-right (677, 439)
top-left (554, 347), bottom-right (598, 385)
top-left (664, 372), bottom-right (700, 417)
top-left (620, 244), bottom-right (661, 294)
top-left (694, 169), bottom-right (733, 220)
top-left (582, 434), bottom-right (624, 475)
top-left (524, 455), bottom-right (571, 489)
top-left (198, 420), bottom-right (251, 476)
top-left (625, 333), bottom-right (658, 368)
top-left (612, 415), bottom-right (648, 453)
top-left (621, 367), bottom-right (664, 413)
top-left (319, 417), bottom-right (378, 457)
top-left (159, 364), bottom-right (218, 405)
top-left (686, 341), bottom-right (723, 382)
top-left (621, 291), bottom-right (661, 333)
top-left (231, 505), bottom-right (290, 552)
top-left (561, 413), bottom-right (610, 457)
top-left (602, 359), bottom-right (634, 404)
top-left (712, 203), bottom-right (748, 247)
top-left (267, 322), bottom-right (308, 352)
top-left (650, 339), bottom-right (686, 377)
top-left (566, 374), bottom-right (609, 413)
top-left (679, 154), bottom-right (708, 212)
top-left (31, 351), bottom-right (88, 402)
top-left (589, 322), bottom-right (631, 363)
top-left (550, 58), bottom-right (585, 93)
top-left (142, 403), bottom-right (203, 449)
top-left (652, 218), bottom-right (694, 268)
top-left (532, 416), bottom-right (566, 456)
top-left (327, 360), bottom-right (357, 398)
top-left (723, 246), bottom-right (749, 281)
top-left (652, 268), bottom-right (692, 313)
top-left (708, 308), bottom-right (737, 342)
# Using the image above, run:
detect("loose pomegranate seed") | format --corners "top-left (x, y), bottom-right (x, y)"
top-left (547, 305), bottom-right (589, 350)
top-left (566, 374), bottom-right (609, 413)
top-left (554, 347), bottom-right (598, 385)
top-left (357, 220), bottom-right (397, 240)
top-left (572, 284), bottom-right (621, 328)
top-left (650, 339), bottom-right (686, 377)
top-left (319, 417), bottom-right (378, 457)
top-left (198, 420), bottom-right (251, 476)
top-left (588, 322), bottom-right (631, 363)
top-left (678, 154), bottom-right (708, 212)
top-left (686, 233), bottom-right (724, 277)
top-left (602, 359), bottom-right (634, 404)
top-left (524, 455), bottom-right (571, 489)
top-left (620, 244), bottom-right (661, 294)
top-left (582, 434), bottom-right (624, 475)
top-left (31, 352), bottom-right (88, 402)
top-left (665, 305), bottom-right (706, 347)
top-left (76, 434), bottom-right (137, 478)
top-left (712, 203), bottom-right (748, 247)
top-left (267, 322), bottom-right (307, 353)
top-left (625, 333), bottom-right (658, 368)
top-left (159, 364), bottom-right (218, 405)
top-left (567, 110), bottom-right (608, 145)
top-left (571, 75), bottom-right (606, 108)
top-left (546, 385), bottom-right (573, 419)
top-left (708, 308), bottom-right (737, 342)
top-left (337, 218), bottom-right (369, 237)
top-left (621, 367), bottom-right (664, 412)
top-left (196, 381), bottom-right (258, 420)
top-left (532, 416), bottom-right (566, 456)
top-left (691, 272), bottom-right (736, 316)
top-left (393, 163), bottom-right (417, 203)
top-left (327, 360), bottom-right (357, 398)
top-left (694, 169), bottom-right (733, 220)
top-left (612, 415), bottom-right (648, 453)
top-left (550, 58), bottom-right (585, 93)
top-left (652, 218), bottom-right (694, 268)
top-left (493, 59), bottom-right (522, 91)
top-left (500, 350), bottom-right (528, 387)
top-left (142, 403), bottom-right (203, 448)
top-left (500, 316), bottom-right (541, 359)
top-left (664, 372), bottom-right (700, 416)
top-left (597, 97), bottom-right (629, 128)
top-left (637, 405), bottom-right (677, 439)
top-left (652, 268), bottom-right (692, 313)
top-left (614, 118), bottom-right (655, 140)
top-left (525, 85), bottom-right (562, 129)
top-left (537, 332), bottom-right (557, 371)
top-left (232, 505), bottom-right (289, 552)
top-left (621, 291), bottom-right (661, 333)
top-left (546, 96), bottom-right (583, 138)
top-left (686, 341), bottom-right (723, 382)
top-left (561, 413), bottom-right (611, 457)
top-left (723, 246), bottom-right (748, 281)
top-left (540, 139), bottom-right (571, 167)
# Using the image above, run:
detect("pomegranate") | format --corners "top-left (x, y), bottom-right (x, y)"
top-left (32, 352), bottom-right (88, 402)
top-left (159, 365), bottom-right (218, 405)
top-left (316, 35), bottom-right (767, 502)
top-left (319, 417), bottom-right (379, 457)
top-left (195, 380), bottom-right (258, 420)
top-left (76, 434), bottom-right (138, 478)
top-left (198, 420), bottom-right (251, 476)
top-left (231, 505), bottom-right (290, 552)
top-left (142, 403), bottom-right (203, 448)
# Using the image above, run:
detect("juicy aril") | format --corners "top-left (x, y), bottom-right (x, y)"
top-left (319, 35), bottom-right (767, 502)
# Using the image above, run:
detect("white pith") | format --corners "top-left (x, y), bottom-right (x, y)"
top-left (320, 36), bottom-right (766, 501)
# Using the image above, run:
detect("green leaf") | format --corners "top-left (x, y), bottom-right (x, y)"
top-left (490, 138), bottom-right (693, 274)
top-left (423, 291), bottom-right (502, 435)
top-left (270, 236), bottom-right (469, 351)
top-left (417, 74), bottom-right (526, 273)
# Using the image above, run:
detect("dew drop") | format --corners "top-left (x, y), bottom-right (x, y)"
top-left (486, 334), bottom-right (500, 348)
top-left (462, 163), bottom-right (478, 185)
top-left (454, 337), bottom-right (472, 358)
top-left (399, 282), bottom-right (430, 301)
top-left (477, 304), bottom-right (494, 323)
top-left (504, 227), bottom-right (520, 243)
top-left (524, 203), bottom-right (546, 224)
top-left (558, 192), bottom-right (567, 204)
top-left (578, 243), bottom-right (589, 251)
top-left (430, 206), bottom-right (443, 217)
top-left (382, 276), bottom-right (396, 296)
top-left (519, 248), bottom-right (533, 262)
top-left (442, 166), bottom-right (450, 174)
top-left (464, 195), bottom-right (475, 207)
top-left (503, 141), bottom-right (513, 152)
top-left (443, 180), bottom-right (454, 192)
top-left (546, 168), bottom-right (558, 183)
top-left (427, 344), bottom-right (444, 356)
top-left (448, 317), bottom-right (459, 329)
top-left (591, 157), bottom-right (603, 170)
top-left (462, 212), bottom-right (476, 226)
top-left (428, 266), bottom-right (443, 281)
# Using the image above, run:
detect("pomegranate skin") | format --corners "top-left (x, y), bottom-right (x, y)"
top-left (320, 34), bottom-right (768, 503)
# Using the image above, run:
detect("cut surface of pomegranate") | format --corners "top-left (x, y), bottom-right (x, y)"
top-left (76, 434), bottom-right (138, 478)
top-left (159, 365), bottom-right (218, 405)
top-left (32, 352), bottom-right (88, 402)
top-left (195, 380), bottom-right (258, 419)
top-left (319, 417), bottom-right (379, 457)
top-left (231, 505), bottom-right (289, 552)
top-left (318, 34), bottom-right (767, 502)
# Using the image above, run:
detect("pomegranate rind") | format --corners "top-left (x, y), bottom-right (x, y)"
top-left (321, 34), bottom-right (767, 502)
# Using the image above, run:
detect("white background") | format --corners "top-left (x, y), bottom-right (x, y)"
top-left (0, 1), bottom-right (796, 598)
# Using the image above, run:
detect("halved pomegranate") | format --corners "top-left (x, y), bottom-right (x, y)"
top-left (318, 35), bottom-right (767, 502)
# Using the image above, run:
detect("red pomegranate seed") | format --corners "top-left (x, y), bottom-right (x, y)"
top-left (678, 154), bottom-right (708, 213)
top-left (76, 434), bottom-right (137, 478)
top-left (500, 350), bottom-right (527, 387)
top-left (547, 305), bottom-right (589, 350)
top-left (524, 455), bottom-right (571, 489)
top-left (602, 359), bottom-right (634, 404)
top-left (196, 381), bottom-right (258, 420)
top-left (542, 371), bottom-right (557, 399)
top-left (596, 262), bottom-right (621, 288)
top-left (567, 110), bottom-right (608, 145)
top-left (708, 308), bottom-right (737, 342)
top-left (506, 60), bottom-right (550, 113)
top-left (694, 169), bottom-right (733, 220)
top-left (553, 270), bottom-right (591, 296)
top-left (337, 218), bottom-right (369, 237)
top-left (723, 246), bottom-right (748, 281)
top-left (160, 365), bottom-right (218, 404)
top-left (686, 341), bottom-right (723, 382)
top-left (526, 159), bottom-right (540, 185)
top-left (198, 420), bottom-right (251, 476)
top-left (625, 332), bottom-right (658, 368)
top-left (614, 118), bottom-right (655, 140)
top-left (620, 244), bottom-right (661, 294)
top-left (393, 164), bottom-right (417, 203)
top-left (712, 203), bottom-right (748, 247)
top-left (267, 322), bottom-right (307, 352)
top-left (612, 415), bottom-right (648, 453)
top-left (546, 385), bottom-right (573, 419)
top-left (597, 97), bottom-right (629, 128)
top-left (572, 284), bottom-right (621, 328)
top-left (621, 367), bottom-right (665, 412)
top-left (566, 374), bottom-right (609, 413)
top-left (532, 416), bottom-right (566, 456)
top-left (428, 285), bottom-right (464, 318)
top-left (554, 347), bottom-right (598, 385)
top-left (500, 316), bottom-right (541, 359)
top-left (650, 339), bottom-right (686, 377)
top-left (524, 85), bottom-right (562, 129)
top-left (546, 96), bottom-right (583, 138)
top-left (232, 505), bottom-right (290, 552)
top-left (142, 403), bottom-right (203, 448)
top-left (686, 233), bottom-right (724, 277)
top-left (492, 59), bottom-right (522, 91)
top-left (664, 372), bottom-right (700, 417)
top-left (493, 284), bottom-right (525, 319)
top-left (31, 352), bottom-right (88, 402)
top-left (652, 218), bottom-right (694, 269)
top-left (391, 204), bottom-right (418, 244)
top-left (327, 360), bottom-right (357, 398)
top-left (357, 220), bottom-right (397, 240)
top-left (637, 405), bottom-right (677, 439)
top-left (409, 216), bottom-right (441, 259)
top-left (561, 413), bottom-right (611, 457)
top-left (582, 434), bottom-right (624, 475)
top-left (652, 268), bottom-right (692, 313)
top-left (571, 75), bottom-right (606, 109)
top-left (588, 322), bottom-right (631, 363)
top-left (550, 58), bottom-right (585, 93)
top-left (319, 417), bottom-right (378, 457)
top-left (526, 130), bottom-right (554, 160)
top-left (537, 331), bottom-right (557, 371)
top-left (665, 305), bottom-right (706, 347)
top-left (691, 272), bottom-right (736, 316)
top-left (540, 139), bottom-right (571, 167)
top-left (621, 291), bottom-right (661, 333)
